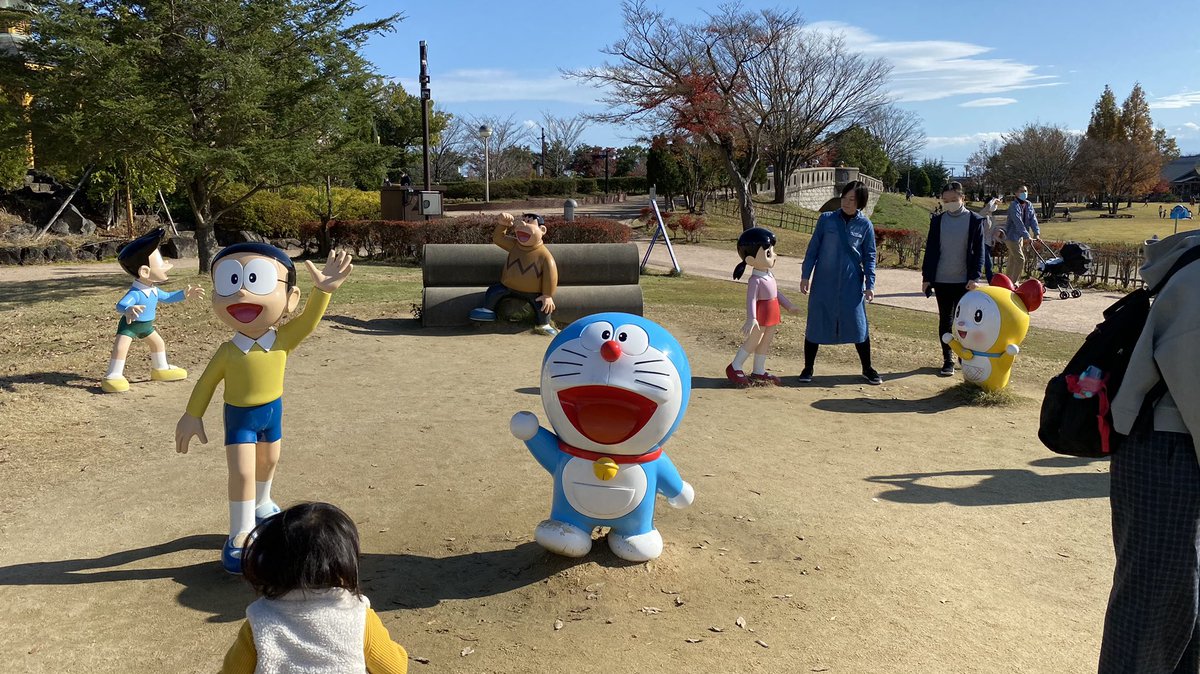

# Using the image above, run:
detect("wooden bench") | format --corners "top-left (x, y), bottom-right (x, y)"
top-left (420, 243), bottom-right (643, 328)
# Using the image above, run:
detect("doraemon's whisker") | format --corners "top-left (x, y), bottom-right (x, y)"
top-left (634, 359), bottom-right (664, 365)
top-left (561, 349), bottom-right (589, 359)
top-left (550, 372), bottom-right (581, 378)
top-left (635, 379), bottom-right (669, 391)
top-left (552, 360), bottom-right (583, 367)
top-left (634, 370), bottom-right (670, 376)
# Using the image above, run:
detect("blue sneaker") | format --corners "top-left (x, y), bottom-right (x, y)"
top-left (221, 536), bottom-right (245, 575)
top-left (469, 307), bottom-right (496, 322)
top-left (255, 500), bottom-right (281, 524)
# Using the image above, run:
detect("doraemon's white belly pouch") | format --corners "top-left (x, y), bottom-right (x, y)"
top-left (562, 458), bottom-right (648, 519)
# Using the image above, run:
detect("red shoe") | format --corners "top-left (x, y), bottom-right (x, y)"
top-left (725, 363), bottom-right (751, 388)
top-left (750, 372), bottom-right (782, 386)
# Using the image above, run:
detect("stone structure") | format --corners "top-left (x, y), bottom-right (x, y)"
top-left (758, 166), bottom-right (885, 216)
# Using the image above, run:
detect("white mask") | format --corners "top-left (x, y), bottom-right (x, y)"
top-left (944, 201), bottom-right (964, 213)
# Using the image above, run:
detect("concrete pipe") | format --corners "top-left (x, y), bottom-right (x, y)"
top-left (422, 243), bottom-right (640, 287)
top-left (422, 284), bottom-right (644, 328)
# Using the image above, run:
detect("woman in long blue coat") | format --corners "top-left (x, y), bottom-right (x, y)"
top-left (799, 181), bottom-right (881, 385)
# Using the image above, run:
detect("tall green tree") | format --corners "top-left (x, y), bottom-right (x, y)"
top-left (374, 81), bottom-right (451, 185)
top-left (830, 126), bottom-right (890, 179)
top-left (1075, 83), bottom-right (1176, 213)
top-left (919, 158), bottom-right (950, 197)
top-left (646, 138), bottom-right (686, 206)
top-left (8, 0), bottom-right (400, 270)
top-left (614, 145), bottom-right (647, 177)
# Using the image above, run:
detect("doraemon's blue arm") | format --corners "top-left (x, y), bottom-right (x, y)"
top-left (511, 411), bottom-right (560, 473)
top-left (655, 453), bottom-right (694, 508)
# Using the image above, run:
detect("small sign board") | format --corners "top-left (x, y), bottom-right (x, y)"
top-left (420, 191), bottom-right (443, 216)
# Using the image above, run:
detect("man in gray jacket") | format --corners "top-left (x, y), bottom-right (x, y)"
top-left (1099, 230), bottom-right (1200, 673)
top-left (1004, 185), bottom-right (1040, 281)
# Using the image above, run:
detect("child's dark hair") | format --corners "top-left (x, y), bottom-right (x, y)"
top-left (212, 243), bottom-right (297, 289)
top-left (841, 180), bottom-right (869, 210)
top-left (117, 227), bottom-right (167, 278)
top-left (733, 227), bottom-right (776, 280)
top-left (242, 502), bottom-right (361, 599)
top-left (521, 213), bottom-right (545, 227)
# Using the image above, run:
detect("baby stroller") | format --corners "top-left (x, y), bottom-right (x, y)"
top-left (1032, 240), bottom-right (1091, 299)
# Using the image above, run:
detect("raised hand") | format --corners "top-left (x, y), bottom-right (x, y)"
top-left (304, 250), bottom-right (354, 293)
top-left (185, 284), bottom-right (205, 301)
top-left (510, 411), bottom-right (539, 441)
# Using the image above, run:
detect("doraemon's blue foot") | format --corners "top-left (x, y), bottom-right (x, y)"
top-left (469, 308), bottom-right (496, 322)
top-left (535, 519), bottom-right (592, 557)
top-left (221, 536), bottom-right (245, 575)
top-left (255, 500), bottom-right (281, 524)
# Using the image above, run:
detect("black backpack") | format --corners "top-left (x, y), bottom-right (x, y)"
top-left (1038, 245), bottom-right (1200, 457)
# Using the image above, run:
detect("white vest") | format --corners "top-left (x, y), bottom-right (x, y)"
top-left (246, 588), bottom-right (368, 673)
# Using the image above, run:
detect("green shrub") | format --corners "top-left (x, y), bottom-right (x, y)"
top-left (299, 215), bottom-right (630, 261)
top-left (576, 178), bottom-right (598, 195)
top-left (213, 189), bottom-right (309, 238)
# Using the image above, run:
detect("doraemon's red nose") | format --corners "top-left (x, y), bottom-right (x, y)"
top-left (601, 340), bottom-right (622, 362)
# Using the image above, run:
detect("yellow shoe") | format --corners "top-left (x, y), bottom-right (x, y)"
top-left (101, 376), bottom-right (129, 393)
top-left (150, 366), bottom-right (188, 382)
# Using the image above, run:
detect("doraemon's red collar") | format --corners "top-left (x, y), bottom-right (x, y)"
top-left (558, 440), bottom-right (662, 464)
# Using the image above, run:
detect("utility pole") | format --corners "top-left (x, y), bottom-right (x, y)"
top-left (540, 127), bottom-right (546, 178)
top-left (419, 41), bottom-right (431, 194)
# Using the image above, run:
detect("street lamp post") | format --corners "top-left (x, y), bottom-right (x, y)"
top-left (592, 148), bottom-right (612, 196)
top-left (478, 125), bottom-right (493, 202)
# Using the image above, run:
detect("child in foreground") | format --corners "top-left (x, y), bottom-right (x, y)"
top-left (221, 502), bottom-right (408, 673)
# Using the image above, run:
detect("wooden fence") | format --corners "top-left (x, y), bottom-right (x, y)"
top-left (708, 198), bottom-right (817, 234)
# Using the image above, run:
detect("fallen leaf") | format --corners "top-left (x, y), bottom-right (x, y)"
top-left (812, 667), bottom-right (830, 672)
top-left (755, 639), bottom-right (769, 648)
top-left (814, 565), bottom-right (822, 571)
top-left (460, 647), bottom-right (474, 657)
top-left (554, 619), bottom-right (564, 631)
top-left (1057, 552), bottom-right (1071, 558)
top-left (410, 655), bottom-right (430, 664)
top-left (708, 626), bottom-right (724, 633)
top-left (674, 596), bottom-right (684, 607)
top-left (749, 560), bottom-right (762, 564)
top-left (772, 594), bottom-right (794, 599)
top-left (685, 638), bottom-right (703, 643)
top-left (735, 616), bottom-right (747, 629)
top-left (659, 588), bottom-right (678, 595)
top-left (641, 607), bottom-right (662, 615)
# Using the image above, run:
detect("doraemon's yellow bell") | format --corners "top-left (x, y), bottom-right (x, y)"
top-left (593, 457), bottom-right (619, 480)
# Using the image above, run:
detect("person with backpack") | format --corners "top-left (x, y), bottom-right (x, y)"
top-left (1098, 230), bottom-right (1200, 673)
top-left (922, 182), bottom-right (987, 377)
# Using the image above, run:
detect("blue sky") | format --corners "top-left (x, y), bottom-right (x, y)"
top-left (356, 0), bottom-right (1200, 168)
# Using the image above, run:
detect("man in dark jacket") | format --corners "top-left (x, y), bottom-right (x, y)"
top-left (921, 181), bottom-right (987, 376)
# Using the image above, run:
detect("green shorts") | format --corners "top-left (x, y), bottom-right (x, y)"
top-left (116, 318), bottom-right (156, 339)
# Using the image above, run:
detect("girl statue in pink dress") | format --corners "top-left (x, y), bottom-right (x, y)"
top-left (726, 227), bottom-right (799, 387)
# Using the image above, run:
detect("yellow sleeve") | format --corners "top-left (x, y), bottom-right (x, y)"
top-left (540, 247), bottom-right (558, 298)
top-left (364, 608), bottom-right (408, 674)
top-left (220, 622), bottom-right (257, 674)
top-left (276, 289), bottom-right (332, 352)
top-left (492, 223), bottom-right (515, 251)
top-left (185, 346), bottom-right (228, 418)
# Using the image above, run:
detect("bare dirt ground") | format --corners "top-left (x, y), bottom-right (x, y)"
top-left (0, 260), bottom-right (1112, 673)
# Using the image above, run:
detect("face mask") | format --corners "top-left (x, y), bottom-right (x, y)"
top-left (1019, 192), bottom-right (1028, 201)
top-left (944, 201), bottom-right (963, 213)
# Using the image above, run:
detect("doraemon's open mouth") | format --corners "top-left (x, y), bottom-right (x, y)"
top-left (558, 385), bottom-right (658, 445)
top-left (227, 303), bottom-right (264, 324)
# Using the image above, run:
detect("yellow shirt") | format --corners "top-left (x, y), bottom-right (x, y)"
top-left (186, 290), bottom-right (331, 417)
top-left (221, 607), bottom-right (408, 674)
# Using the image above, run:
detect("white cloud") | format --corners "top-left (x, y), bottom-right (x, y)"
top-left (394, 69), bottom-right (601, 105)
top-left (522, 119), bottom-right (538, 129)
top-left (1185, 122), bottom-right (1200, 130)
top-left (805, 21), bottom-right (1060, 103)
top-left (925, 131), bottom-right (1007, 148)
top-left (960, 97), bottom-right (1018, 108)
top-left (1153, 91), bottom-right (1200, 109)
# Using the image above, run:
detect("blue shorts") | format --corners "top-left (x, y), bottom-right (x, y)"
top-left (223, 398), bottom-right (283, 446)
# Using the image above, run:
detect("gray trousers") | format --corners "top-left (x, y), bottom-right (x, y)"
top-left (1099, 426), bottom-right (1200, 673)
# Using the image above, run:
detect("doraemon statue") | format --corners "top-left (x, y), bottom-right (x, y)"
top-left (942, 273), bottom-right (1043, 391)
top-left (510, 313), bottom-right (694, 562)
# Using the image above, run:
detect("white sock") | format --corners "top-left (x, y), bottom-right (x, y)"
top-left (731, 348), bottom-right (750, 371)
top-left (255, 480), bottom-right (273, 506)
top-left (150, 351), bottom-right (168, 370)
top-left (752, 355), bottom-right (767, 375)
top-left (105, 359), bottom-right (125, 379)
top-left (229, 499), bottom-right (255, 539)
